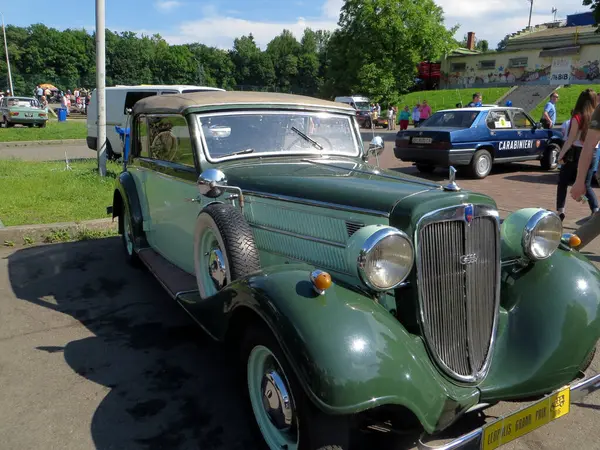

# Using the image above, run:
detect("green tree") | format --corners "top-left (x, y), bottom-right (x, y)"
top-left (266, 30), bottom-right (301, 91)
top-left (324, 0), bottom-right (458, 103)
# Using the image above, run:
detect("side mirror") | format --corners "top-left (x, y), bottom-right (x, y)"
top-left (366, 136), bottom-right (385, 166)
top-left (125, 107), bottom-right (133, 115)
top-left (198, 168), bottom-right (227, 198)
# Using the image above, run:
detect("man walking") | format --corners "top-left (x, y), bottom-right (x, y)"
top-left (540, 91), bottom-right (559, 129)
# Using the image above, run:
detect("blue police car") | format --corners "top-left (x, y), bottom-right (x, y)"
top-left (394, 106), bottom-right (564, 179)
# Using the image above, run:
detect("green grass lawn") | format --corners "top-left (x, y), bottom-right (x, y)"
top-left (0, 159), bottom-right (118, 226)
top-left (529, 84), bottom-right (600, 125)
top-left (397, 87), bottom-right (512, 112)
top-left (0, 119), bottom-right (87, 142)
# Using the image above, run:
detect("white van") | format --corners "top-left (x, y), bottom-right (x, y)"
top-left (86, 85), bottom-right (225, 158)
top-left (334, 95), bottom-right (372, 127)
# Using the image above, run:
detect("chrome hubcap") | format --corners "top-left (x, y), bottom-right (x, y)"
top-left (477, 156), bottom-right (490, 175)
top-left (207, 247), bottom-right (227, 290)
top-left (261, 370), bottom-right (294, 431)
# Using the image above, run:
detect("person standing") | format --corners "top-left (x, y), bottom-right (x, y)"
top-left (398, 106), bottom-right (410, 130)
top-left (35, 85), bottom-right (44, 102)
top-left (556, 89), bottom-right (599, 222)
top-left (467, 92), bottom-right (482, 107)
top-left (540, 91), bottom-right (559, 129)
top-left (420, 100), bottom-right (432, 124)
top-left (412, 103), bottom-right (421, 127)
top-left (387, 105), bottom-right (395, 130)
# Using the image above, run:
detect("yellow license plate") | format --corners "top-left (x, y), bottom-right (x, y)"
top-left (482, 386), bottom-right (570, 450)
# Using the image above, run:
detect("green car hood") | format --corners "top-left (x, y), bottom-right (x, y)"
top-left (217, 157), bottom-right (443, 215)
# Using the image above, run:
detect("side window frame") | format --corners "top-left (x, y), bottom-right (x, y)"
top-left (145, 114), bottom-right (197, 169)
top-left (509, 109), bottom-right (535, 130)
top-left (485, 109), bottom-right (513, 131)
top-left (131, 114), bottom-right (149, 161)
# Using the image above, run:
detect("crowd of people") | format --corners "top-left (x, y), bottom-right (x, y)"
top-left (368, 100), bottom-right (433, 131)
top-left (33, 85), bottom-right (92, 115)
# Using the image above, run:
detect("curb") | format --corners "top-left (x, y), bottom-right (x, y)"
top-left (0, 139), bottom-right (86, 149)
top-left (1, 218), bottom-right (118, 247)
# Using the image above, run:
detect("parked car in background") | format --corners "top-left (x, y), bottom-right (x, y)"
top-left (0, 96), bottom-right (48, 128)
top-left (394, 106), bottom-right (564, 178)
top-left (86, 84), bottom-right (225, 160)
top-left (334, 95), bottom-right (373, 128)
top-left (111, 91), bottom-right (600, 450)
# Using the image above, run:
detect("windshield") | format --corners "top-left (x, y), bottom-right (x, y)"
top-left (198, 111), bottom-right (360, 161)
top-left (419, 110), bottom-right (479, 128)
top-left (354, 101), bottom-right (370, 111)
top-left (8, 97), bottom-right (39, 108)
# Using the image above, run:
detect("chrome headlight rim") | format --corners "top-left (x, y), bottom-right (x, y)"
top-left (357, 227), bottom-right (415, 292)
top-left (522, 209), bottom-right (562, 261)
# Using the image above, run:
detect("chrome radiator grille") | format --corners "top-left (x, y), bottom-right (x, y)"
top-left (416, 205), bottom-right (500, 382)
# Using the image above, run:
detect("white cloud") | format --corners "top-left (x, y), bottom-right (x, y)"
top-left (160, 0), bottom-right (593, 51)
top-left (163, 1), bottom-right (343, 49)
top-left (155, 1), bottom-right (183, 12)
top-left (437, 0), bottom-right (593, 46)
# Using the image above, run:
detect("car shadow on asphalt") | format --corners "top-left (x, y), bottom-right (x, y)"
top-left (7, 238), bottom-right (259, 450)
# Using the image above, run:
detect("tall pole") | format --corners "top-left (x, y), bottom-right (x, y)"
top-left (527, 0), bottom-right (534, 30)
top-left (1, 13), bottom-right (14, 95)
top-left (96, 0), bottom-right (107, 176)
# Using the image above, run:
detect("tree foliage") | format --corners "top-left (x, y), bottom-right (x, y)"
top-left (458, 34), bottom-right (489, 52)
top-left (0, 3), bottom-right (457, 103)
top-left (582, 0), bottom-right (600, 27)
top-left (323, 0), bottom-right (458, 103)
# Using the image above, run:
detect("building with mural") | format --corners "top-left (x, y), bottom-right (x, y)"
top-left (440, 12), bottom-right (600, 88)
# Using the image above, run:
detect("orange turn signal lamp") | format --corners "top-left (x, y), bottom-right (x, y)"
top-left (561, 233), bottom-right (581, 249)
top-left (310, 270), bottom-right (332, 295)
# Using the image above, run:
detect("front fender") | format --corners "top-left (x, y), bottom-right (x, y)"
top-left (480, 248), bottom-right (600, 401)
top-left (205, 264), bottom-right (480, 433)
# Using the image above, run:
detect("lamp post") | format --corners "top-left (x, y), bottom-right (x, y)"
top-left (527, 0), bottom-right (534, 30)
top-left (96, 0), bottom-right (107, 176)
top-left (0, 12), bottom-right (14, 95)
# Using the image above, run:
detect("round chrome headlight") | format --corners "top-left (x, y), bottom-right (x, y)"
top-left (357, 228), bottom-right (414, 291)
top-left (522, 210), bottom-right (563, 261)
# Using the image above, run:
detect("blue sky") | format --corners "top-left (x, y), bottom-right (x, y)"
top-left (0, 0), bottom-right (592, 49)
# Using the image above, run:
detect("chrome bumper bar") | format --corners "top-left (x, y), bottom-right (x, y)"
top-left (418, 372), bottom-right (600, 450)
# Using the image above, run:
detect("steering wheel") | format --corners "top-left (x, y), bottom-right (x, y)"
top-left (285, 135), bottom-right (333, 152)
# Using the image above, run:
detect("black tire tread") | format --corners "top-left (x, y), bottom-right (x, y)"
top-left (541, 143), bottom-right (560, 171)
top-left (120, 202), bottom-right (141, 268)
top-left (203, 203), bottom-right (261, 281)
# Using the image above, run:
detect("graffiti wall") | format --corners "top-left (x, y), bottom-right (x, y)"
top-left (440, 45), bottom-right (600, 87)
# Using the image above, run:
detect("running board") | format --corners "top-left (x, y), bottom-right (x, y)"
top-left (138, 248), bottom-right (198, 299)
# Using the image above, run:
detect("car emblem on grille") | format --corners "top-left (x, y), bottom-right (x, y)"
top-left (460, 253), bottom-right (478, 265)
top-left (464, 203), bottom-right (474, 223)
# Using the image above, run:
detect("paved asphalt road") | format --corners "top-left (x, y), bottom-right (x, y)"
top-left (1, 134), bottom-right (600, 450)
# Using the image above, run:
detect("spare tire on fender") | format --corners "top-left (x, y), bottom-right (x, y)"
top-left (194, 203), bottom-right (261, 299)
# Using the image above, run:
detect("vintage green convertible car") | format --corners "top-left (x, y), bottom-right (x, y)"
top-left (0, 96), bottom-right (48, 128)
top-left (110, 91), bottom-right (600, 450)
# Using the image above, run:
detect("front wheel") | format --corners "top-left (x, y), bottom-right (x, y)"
top-left (120, 203), bottom-right (141, 267)
top-left (241, 325), bottom-right (351, 450)
top-left (541, 144), bottom-right (559, 170)
top-left (468, 149), bottom-right (493, 179)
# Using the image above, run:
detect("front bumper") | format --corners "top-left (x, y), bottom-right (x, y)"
top-left (394, 147), bottom-right (475, 166)
top-left (418, 372), bottom-right (600, 449)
